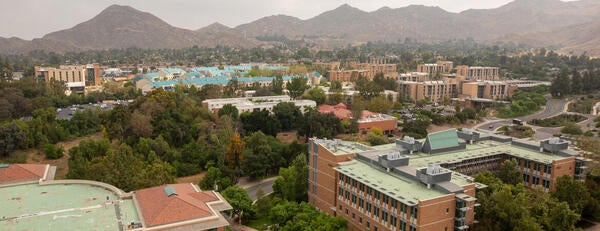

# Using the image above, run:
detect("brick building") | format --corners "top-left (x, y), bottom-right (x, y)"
top-left (417, 61), bottom-right (454, 76)
top-left (397, 80), bottom-right (459, 103)
top-left (308, 130), bottom-right (588, 231)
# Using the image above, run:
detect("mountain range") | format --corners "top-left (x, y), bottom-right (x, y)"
top-left (1, 0), bottom-right (600, 55)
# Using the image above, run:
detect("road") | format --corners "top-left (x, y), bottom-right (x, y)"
top-left (476, 97), bottom-right (597, 140)
top-left (478, 98), bottom-right (572, 132)
top-left (240, 177), bottom-right (277, 201)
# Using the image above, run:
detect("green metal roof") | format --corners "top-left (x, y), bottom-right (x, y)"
top-left (164, 185), bottom-right (178, 197)
top-left (424, 129), bottom-right (459, 150)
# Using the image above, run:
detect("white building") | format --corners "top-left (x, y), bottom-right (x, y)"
top-left (202, 95), bottom-right (316, 114)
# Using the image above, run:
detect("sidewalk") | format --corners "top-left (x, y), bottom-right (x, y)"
top-left (237, 176), bottom-right (278, 189)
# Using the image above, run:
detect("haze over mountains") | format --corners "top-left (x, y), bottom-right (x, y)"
top-left (1, 0), bottom-right (599, 55)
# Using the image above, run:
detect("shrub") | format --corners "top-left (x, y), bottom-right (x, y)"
top-left (560, 123), bottom-right (583, 135)
top-left (44, 144), bottom-right (64, 159)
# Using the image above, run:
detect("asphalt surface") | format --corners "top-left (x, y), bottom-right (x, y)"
top-left (242, 178), bottom-right (276, 201)
top-left (477, 97), bottom-right (597, 140)
top-left (480, 98), bottom-right (572, 133)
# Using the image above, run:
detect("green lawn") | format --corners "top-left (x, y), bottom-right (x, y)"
top-left (246, 216), bottom-right (273, 231)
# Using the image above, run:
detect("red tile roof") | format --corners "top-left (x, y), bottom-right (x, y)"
top-left (0, 164), bottom-right (47, 182)
top-left (135, 183), bottom-right (221, 227)
top-left (318, 104), bottom-right (353, 120)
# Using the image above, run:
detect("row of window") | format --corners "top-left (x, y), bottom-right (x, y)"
top-left (518, 159), bottom-right (552, 174)
top-left (523, 174), bottom-right (551, 189)
top-left (342, 204), bottom-right (417, 231)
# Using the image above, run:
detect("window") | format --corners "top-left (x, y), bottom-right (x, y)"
top-left (359, 217), bottom-right (362, 224)
top-left (525, 160), bottom-right (531, 168)
top-left (392, 199), bottom-right (398, 209)
top-left (382, 211), bottom-right (388, 222)
top-left (411, 207), bottom-right (418, 218)
top-left (367, 187), bottom-right (372, 196)
top-left (534, 163), bottom-right (540, 171)
top-left (410, 225), bottom-right (417, 231)
top-left (374, 191), bottom-right (380, 200)
top-left (533, 176), bottom-right (539, 185)
top-left (352, 213), bottom-right (355, 219)
top-left (400, 221), bottom-right (407, 231)
top-left (374, 226), bottom-right (378, 231)
top-left (401, 203), bottom-right (407, 213)
top-left (446, 208), bottom-right (449, 214)
top-left (543, 179), bottom-right (550, 189)
top-left (346, 208), bottom-right (349, 215)
top-left (382, 194), bottom-right (388, 205)
top-left (339, 186), bottom-right (343, 196)
top-left (360, 183), bottom-right (365, 192)
top-left (523, 174), bottom-right (530, 183)
top-left (359, 198), bottom-right (364, 208)
top-left (367, 221), bottom-right (370, 228)
top-left (366, 202), bottom-right (372, 213)
top-left (544, 165), bottom-right (552, 174)
top-left (346, 191), bottom-right (350, 200)
top-left (352, 194), bottom-right (357, 204)
top-left (374, 207), bottom-right (379, 218)
top-left (391, 215), bottom-right (397, 226)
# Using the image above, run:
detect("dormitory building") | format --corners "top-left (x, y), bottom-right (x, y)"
top-left (308, 129), bottom-right (588, 231)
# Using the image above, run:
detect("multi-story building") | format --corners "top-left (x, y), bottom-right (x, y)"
top-left (35, 64), bottom-right (102, 86)
top-left (398, 72), bottom-right (430, 82)
top-left (202, 95), bottom-right (316, 114)
top-left (417, 61), bottom-right (454, 76)
top-left (0, 163), bottom-right (232, 231)
top-left (308, 129), bottom-right (588, 231)
top-left (461, 81), bottom-right (517, 100)
top-left (329, 70), bottom-right (372, 82)
top-left (456, 66), bottom-right (499, 81)
top-left (397, 80), bottom-right (459, 103)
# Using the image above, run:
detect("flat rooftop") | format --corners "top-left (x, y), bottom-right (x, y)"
top-left (1, 183), bottom-right (139, 231)
top-left (335, 160), bottom-right (445, 206)
top-left (408, 140), bottom-right (568, 166)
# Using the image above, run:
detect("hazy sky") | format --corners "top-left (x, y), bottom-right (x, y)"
top-left (0, 0), bottom-right (577, 40)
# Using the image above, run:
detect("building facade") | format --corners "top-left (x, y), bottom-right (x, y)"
top-left (308, 130), bottom-right (588, 231)
top-left (456, 66), bottom-right (499, 81)
top-left (397, 81), bottom-right (458, 103)
top-left (202, 95), bottom-right (316, 114)
top-left (461, 81), bottom-right (517, 100)
top-left (35, 64), bottom-right (101, 86)
top-left (417, 61), bottom-right (453, 76)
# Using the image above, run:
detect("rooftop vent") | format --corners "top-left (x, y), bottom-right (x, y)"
top-left (164, 185), bottom-right (178, 197)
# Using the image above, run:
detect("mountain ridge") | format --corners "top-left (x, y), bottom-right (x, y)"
top-left (1, 1), bottom-right (600, 54)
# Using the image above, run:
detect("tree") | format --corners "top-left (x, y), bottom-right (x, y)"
top-left (306, 87), bottom-right (326, 105)
top-left (273, 102), bottom-right (301, 131)
top-left (561, 123), bottom-right (583, 135)
top-left (551, 69), bottom-right (571, 97)
top-left (226, 133), bottom-right (245, 175)
top-left (218, 104), bottom-right (239, 119)
top-left (199, 167), bottom-right (233, 191)
top-left (221, 186), bottom-right (254, 224)
top-left (496, 159), bottom-right (521, 185)
top-left (355, 76), bottom-right (383, 100)
top-left (571, 70), bottom-right (583, 95)
top-left (552, 174), bottom-right (590, 215)
top-left (273, 155), bottom-right (308, 202)
top-left (240, 109), bottom-right (281, 136)
top-left (242, 131), bottom-right (273, 178)
top-left (0, 123), bottom-right (26, 157)
top-left (272, 75), bottom-right (284, 95)
top-left (287, 77), bottom-right (308, 99)
top-left (530, 188), bottom-right (579, 231)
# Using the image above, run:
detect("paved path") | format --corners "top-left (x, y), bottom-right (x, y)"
top-left (474, 98), bottom-right (580, 139)
top-left (238, 177), bottom-right (277, 201)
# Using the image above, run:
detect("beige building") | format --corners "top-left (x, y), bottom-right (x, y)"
top-left (417, 61), bottom-right (453, 76)
top-left (35, 64), bottom-right (102, 86)
top-left (456, 66), bottom-right (499, 81)
top-left (398, 72), bottom-right (430, 82)
top-left (461, 81), bottom-right (517, 100)
top-left (398, 80), bottom-right (458, 103)
top-left (329, 70), bottom-right (372, 82)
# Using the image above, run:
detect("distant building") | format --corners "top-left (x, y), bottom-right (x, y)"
top-left (35, 64), bottom-right (102, 86)
top-left (202, 95), bottom-right (316, 114)
top-left (461, 81), bottom-right (517, 100)
top-left (397, 72), bottom-right (430, 82)
top-left (397, 80), bottom-right (459, 103)
top-left (0, 163), bottom-right (232, 231)
top-left (456, 65), bottom-right (499, 81)
top-left (308, 130), bottom-right (589, 231)
top-left (417, 61), bottom-right (454, 76)
top-left (358, 111), bottom-right (398, 135)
